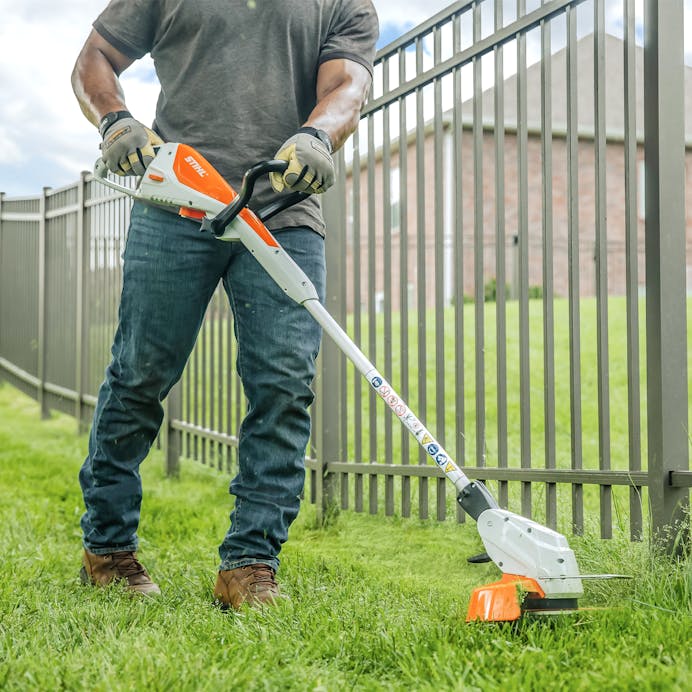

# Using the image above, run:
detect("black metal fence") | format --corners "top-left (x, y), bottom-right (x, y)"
top-left (0, 0), bottom-right (689, 550)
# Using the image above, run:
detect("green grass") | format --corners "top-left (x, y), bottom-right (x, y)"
top-left (0, 383), bottom-right (690, 691)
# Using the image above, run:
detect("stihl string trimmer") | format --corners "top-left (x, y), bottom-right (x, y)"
top-left (95, 142), bottom-right (617, 621)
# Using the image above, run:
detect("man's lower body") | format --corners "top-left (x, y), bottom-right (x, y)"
top-left (79, 202), bottom-right (325, 604)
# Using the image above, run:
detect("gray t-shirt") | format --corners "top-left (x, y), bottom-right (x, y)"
top-left (93, 0), bottom-right (379, 234)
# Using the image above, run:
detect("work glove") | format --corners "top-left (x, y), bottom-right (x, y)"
top-left (270, 127), bottom-right (335, 194)
top-left (99, 110), bottom-right (163, 176)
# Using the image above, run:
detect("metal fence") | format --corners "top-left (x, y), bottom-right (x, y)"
top-left (0, 175), bottom-right (133, 427)
top-left (0, 0), bottom-right (690, 550)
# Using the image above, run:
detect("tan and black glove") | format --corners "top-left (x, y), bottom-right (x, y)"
top-left (99, 110), bottom-right (163, 176)
top-left (270, 127), bottom-right (334, 194)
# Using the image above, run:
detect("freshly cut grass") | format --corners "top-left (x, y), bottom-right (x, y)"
top-left (0, 383), bottom-right (690, 691)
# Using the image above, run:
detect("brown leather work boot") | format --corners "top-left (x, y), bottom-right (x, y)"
top-left (80, 550), bottom-right (161, 596)
top-left (214, 564), bottom-right (283, 610)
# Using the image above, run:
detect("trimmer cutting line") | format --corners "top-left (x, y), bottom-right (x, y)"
top-left (94, 143), bottom-right (627, 622)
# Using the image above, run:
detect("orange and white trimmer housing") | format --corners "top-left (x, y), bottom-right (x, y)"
top-left (95, 142), bottom-right (235, 219)
top-left (94, 143), bottom-right (318, 305)
top-left (465, 509), bottom-right (583, 621)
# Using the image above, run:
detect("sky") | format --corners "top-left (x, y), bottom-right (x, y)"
top-left (0, 0), bottom-right (690, 197)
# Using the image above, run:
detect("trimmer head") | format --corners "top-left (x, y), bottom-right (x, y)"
top-left (463, 508), bottom-right (585, 622)
top-left (466, 574), bottom-right (580, 622)
top-left (464, 509), bottom-right (632, 621)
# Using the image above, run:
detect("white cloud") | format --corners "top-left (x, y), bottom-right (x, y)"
top-left (0, 130), bottom-right (22, 166)
top-left (374, 0), bottom-right (453, 29)
top-left (0, 0), bottom-right (154, 195)
top-left (0, 1), bottom-right (102, 193)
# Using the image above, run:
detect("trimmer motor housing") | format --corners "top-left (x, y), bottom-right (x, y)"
top-left (466, 508), bottom-right (584, 621)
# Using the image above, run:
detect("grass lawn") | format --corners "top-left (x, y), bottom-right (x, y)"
top-left (0, 382), bottom-right (690, 691)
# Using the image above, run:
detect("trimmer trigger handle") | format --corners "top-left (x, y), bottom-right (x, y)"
top-left (207, 160), bottom-right (289, 236)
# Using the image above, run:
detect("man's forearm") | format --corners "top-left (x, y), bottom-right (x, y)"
top-left (304, 60), bottom-right (372, 152)
top-left (72, 53), bottom-right (127, 128)
top-left (71, 31), bottom-right (134, 129)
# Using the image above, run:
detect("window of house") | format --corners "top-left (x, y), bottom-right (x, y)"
top-left (390, 167), bottom-right (401, 234)
top-left (637, 159), bottom-right (645, 220)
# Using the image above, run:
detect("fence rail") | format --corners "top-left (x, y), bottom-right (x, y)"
top-left (0, 0), bottom-right (690, 552)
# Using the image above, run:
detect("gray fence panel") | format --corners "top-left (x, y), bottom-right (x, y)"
top-left (44, 186), bottom-right (79, 415)
top-left (0, 197), bottom-right (40, 388)
top-left (321, 0), bottom-right (691, 542)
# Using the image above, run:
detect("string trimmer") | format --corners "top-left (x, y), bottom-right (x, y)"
top-left (95, 142), bottom-right (618, 621)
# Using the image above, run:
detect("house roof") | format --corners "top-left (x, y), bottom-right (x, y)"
top-left (347, 33), bottom-right (692, 172)
top-left (459, 33), bottom-right (692, 143)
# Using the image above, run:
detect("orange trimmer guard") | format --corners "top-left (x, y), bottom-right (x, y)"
top-left (466, 574), bottom-right (545, 622)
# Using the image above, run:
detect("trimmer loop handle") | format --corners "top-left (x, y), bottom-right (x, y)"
top-left (206, 160), bottom-right (308, 237)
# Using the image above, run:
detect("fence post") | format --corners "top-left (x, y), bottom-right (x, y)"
top-left (164, 380), bottom-right (182, 477)
top-left (75, 172), bottom-right (88, 433)
top-left (315, 153), bottom-right (346, 523)
top-left (37, 186), bottom-right (50, 419)
top-left (643, 0), bottom-right (690, 555)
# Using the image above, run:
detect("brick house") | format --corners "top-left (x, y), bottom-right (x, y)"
top-left (343, 33), bottom-right (692, 311)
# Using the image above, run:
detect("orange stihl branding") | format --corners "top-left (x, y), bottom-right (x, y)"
top-left (184, 155), bottom-right (208, 178)
top-left (172, 144), bottom-right (235, 206)
top-left (170, 144), bottom-right (279, 248)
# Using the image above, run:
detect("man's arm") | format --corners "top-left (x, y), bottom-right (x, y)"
top-left (71, 29), bottom-right (135, 128)
top-left (71, 29), bottom-right (161, 175)
top-left (304, 58), bottom-right (372, 152)
top-left (271, 58), bottom-right (371, 194)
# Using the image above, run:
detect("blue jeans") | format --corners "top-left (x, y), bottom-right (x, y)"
top-left (79, 201), bottom-right (325, 573)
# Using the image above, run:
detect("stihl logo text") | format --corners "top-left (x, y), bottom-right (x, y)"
top-left (184, 155), bottom-right (208, 178)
